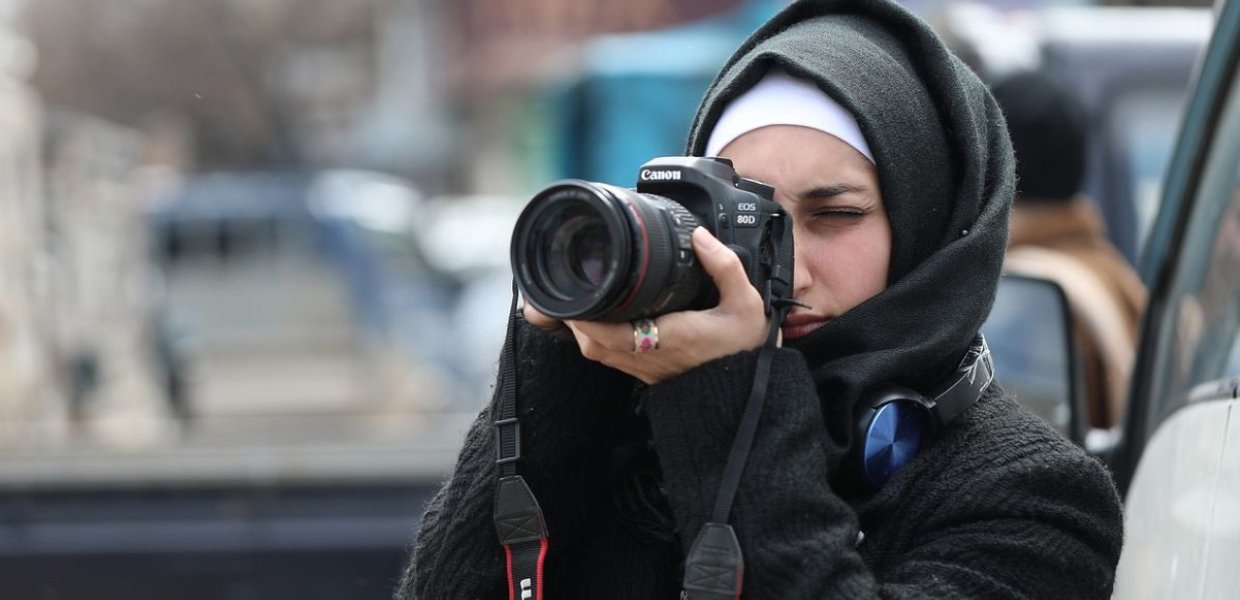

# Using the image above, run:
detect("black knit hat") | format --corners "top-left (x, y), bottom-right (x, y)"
top-left (991, 70), bottom-right (1089, 202)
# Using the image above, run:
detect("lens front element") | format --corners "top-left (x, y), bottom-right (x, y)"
top-left (542, 209), bottom-right (613, 296)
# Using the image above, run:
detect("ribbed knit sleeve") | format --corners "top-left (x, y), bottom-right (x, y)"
top-left (855, 387), bottom-right (1125, 600)
top-left (395, 319), bottom-right (637, 600)
top-left (641, 352), bottom-right (1122, 599)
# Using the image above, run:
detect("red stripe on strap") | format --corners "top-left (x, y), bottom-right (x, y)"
top-left (536, 538), bottom-right (549, 600)
top-left (504, 544), bottom-right (515, 600)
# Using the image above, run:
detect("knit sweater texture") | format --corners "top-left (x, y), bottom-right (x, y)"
top-left (395, 321), bottom-right (1122, 599)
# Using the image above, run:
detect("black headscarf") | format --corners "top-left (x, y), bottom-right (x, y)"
top-left (685, 0), bottom-right (1014, 455)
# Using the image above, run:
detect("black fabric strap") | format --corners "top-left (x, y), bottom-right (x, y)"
top-left (494, 281), bottom-right (549, 600)
top-left (711, 320), bottom-right (781, 522)
top-left (496, 281), bottom-right (522, 479)
top-left (683, 314), bottom-right (783, 600)
top-left (682, 522), bottom-right (745, 599)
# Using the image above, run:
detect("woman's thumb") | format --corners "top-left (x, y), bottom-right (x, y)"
top-left (692, 227), bottom-right (758, 308)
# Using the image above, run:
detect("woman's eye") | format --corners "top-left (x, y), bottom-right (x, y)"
top-left (812, 208), bottom-right (866, 219)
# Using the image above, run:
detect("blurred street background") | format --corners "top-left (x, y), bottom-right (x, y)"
top-left (0, 0), bottom-right (1220, 597)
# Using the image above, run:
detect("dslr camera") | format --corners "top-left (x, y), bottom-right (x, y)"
top-left (510, 156), bottom-right (794, 322)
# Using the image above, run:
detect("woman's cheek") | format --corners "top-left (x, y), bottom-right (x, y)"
top-left (823, 227), bottom-right (889, 306)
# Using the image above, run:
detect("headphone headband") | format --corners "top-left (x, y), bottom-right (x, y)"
top-left (929, 335), bottom-right (994, 429)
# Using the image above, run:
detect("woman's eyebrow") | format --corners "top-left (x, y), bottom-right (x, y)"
top-left (800, 183), bottom-right (867, 200)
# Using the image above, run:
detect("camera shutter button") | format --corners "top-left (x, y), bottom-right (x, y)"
top-left (736, 178), bottom-right (775, 199)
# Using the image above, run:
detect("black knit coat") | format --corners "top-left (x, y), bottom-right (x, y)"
top-left (398, 0), bottom-right (1123, 597)
top-left (396, 324), bottom-right (1122, 599)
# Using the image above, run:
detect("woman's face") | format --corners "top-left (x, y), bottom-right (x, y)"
top-left (720, 125), bottom-right (891, 340)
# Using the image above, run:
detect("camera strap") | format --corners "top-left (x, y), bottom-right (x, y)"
top-left (493, 280), bottom-right (549, 600)
top-left (680, 323), bottom-right (778, 600)
top-left (680, 210), bottom-right (797, 600)
top-left (682, 303), bottom-right (789, 600)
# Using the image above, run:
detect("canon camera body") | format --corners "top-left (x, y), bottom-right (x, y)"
top-left (510, 156), bottom-right (794, 322)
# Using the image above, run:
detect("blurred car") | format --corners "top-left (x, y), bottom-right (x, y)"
top-left (1108, 1), bottom-right (1240, 595)
top-left (981, 274), bottom-right (1084, 442)
top-left (983, 2), bottom-right (1240, 595)
top-left (149, 171), bottom-right (315, 263)
top-left (409, 194), bottom-right (526, 407)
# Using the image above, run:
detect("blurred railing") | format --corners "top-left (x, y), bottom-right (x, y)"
top-left (42, 110), bottom-right (170, 446)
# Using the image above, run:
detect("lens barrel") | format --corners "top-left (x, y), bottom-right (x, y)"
top-left (511, 181), bottom-right (705, 322)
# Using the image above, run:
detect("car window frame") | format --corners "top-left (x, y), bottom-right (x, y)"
top-left (1115, 0), bottom-right (1240, 494)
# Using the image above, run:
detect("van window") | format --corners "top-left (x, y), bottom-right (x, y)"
top-left (1152, 72), bottom-right (1240, 421)
top-left (1107, 87), bottom-right (1189, 261)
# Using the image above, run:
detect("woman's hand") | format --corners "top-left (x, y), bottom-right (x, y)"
top-left (565, 227), bottom-right (772, 385)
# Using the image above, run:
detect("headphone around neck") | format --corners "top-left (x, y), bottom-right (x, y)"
top-left (853, 335), bottom-right (995, 491)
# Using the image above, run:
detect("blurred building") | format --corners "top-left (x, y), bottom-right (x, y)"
top-left (442, 0), bottom-right (750, 194)
top-left (0, 0), bottom-right (171, 449)
top-left (0, 1), bottom-right (57, 445)
top-left (19, 0), bottom-right (762, 195)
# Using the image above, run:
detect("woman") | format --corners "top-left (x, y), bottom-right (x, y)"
top-left (398, 0), bottom-right (1123, 598)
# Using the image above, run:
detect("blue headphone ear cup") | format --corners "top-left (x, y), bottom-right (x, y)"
top-left (851, 338), bottom-right (991, 492)
top-left (855, 384), bottom-right (932, 491)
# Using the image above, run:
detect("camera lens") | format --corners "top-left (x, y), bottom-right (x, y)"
top-left (512, 181), bottom-right (706, 321)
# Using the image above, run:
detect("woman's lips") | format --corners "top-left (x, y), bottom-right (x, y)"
top-left (780, 314), bottom-right (832, 340)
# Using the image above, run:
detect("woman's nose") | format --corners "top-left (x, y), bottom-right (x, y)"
top-left (792, 235), bottom-right (813, 298)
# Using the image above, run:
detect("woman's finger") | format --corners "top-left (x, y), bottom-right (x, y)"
top-left (523, 303), bottom-right (566, 334)
top-left (567, 319), bottom-right (638, 354)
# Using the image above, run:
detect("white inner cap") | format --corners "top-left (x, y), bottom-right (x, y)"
top-left (704, 69), bottom-right (874, 163)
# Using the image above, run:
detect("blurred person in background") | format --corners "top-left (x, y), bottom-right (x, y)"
top-left (993, 70), bottom-right (1148, 429)
top-left (399, 1), bottom-right (1121, 598)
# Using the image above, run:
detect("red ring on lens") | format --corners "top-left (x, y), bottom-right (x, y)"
top-left (604, 194), bottom-right (651, 320)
